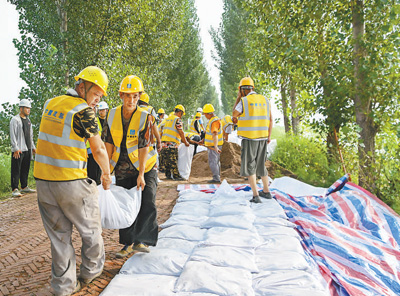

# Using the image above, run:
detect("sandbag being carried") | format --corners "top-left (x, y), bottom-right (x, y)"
top-left (98, 185), bottom-right (141, 229)
top-left (178, 143), bottom-right (194, 180)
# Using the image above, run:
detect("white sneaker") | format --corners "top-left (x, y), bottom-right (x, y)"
top-left (12, 189), bottom-right (22, 197)
top-left (20, 187), bottom-right (36, 194)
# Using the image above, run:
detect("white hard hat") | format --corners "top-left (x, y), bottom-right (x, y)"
top-left (19, 99), bottom-right (31, 108)
top-left (196, 107), bottom-right (203, 113)
top-left (98, 101), bottom-right (109, 110)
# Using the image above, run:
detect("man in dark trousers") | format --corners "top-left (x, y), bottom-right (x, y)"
top-left (10, 99), bottom-right (36, 197)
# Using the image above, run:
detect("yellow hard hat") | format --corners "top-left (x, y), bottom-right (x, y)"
top-left (224, 115), bottom-right (233, 124)
top-left (140, 92), bottom-right (150, 104)
top-left (74, 66), bottom-right (109, 96)
top-left (119, 75), bottom-right (144, 93)
top-left (157, 108), bottom-right (165, 114)
top-left (195, 112), bottom-right (201, 118)
top-left (175, 104), bottom-right (186, 115)
top-left (238, 77), bottom-right (255, 89)
top-left (202, 103), bottom-right (215, 114)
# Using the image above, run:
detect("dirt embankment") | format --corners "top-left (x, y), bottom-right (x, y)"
top-left (189, 142), bottom-right (296, 180)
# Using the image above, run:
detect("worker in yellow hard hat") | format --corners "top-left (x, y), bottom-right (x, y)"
top-left (103, 75), bottom-right (158, 256)
top-left (221, 115), bottom-right (234, 142)
top-left (202, 103), bottom-right (223, 183)
top-left (160, 104), bottom-right (189, 181)
top-left (34, 66), bottom-right (111, 295)
top-left (138, 92), bottom-right (161, 153)
top-left (157, 108), bottom-right (165, 124)
top-left (190, 112), bottom-right (205, 139)
top-left (233, 77), bottom-right (273, 203)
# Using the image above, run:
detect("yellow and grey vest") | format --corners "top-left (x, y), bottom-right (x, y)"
top-left (34, 95), bottom-right (88, 181)
top-left (205, 116), bottom-right (223, 147)
top-left (221, 115), bottom-right (233, 133)
top-left (107, 106), bottom-right (157, 173)
top-left (139, 105), bottom-right (156, 123)
top-left (237, 93), bottom-right (271, 139)
top-left (161, 114), bottom-right (181, 144)
top-left (190, 118), bottom-right (203, 135)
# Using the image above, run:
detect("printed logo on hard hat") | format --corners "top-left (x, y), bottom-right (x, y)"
top-left (127, 83), bottom-right (132, 89)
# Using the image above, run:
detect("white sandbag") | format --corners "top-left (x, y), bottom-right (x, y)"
top-left (97, 185), bottom-right (141, 229)
top-left (208, 204), bottom-right (252, 217)
top-left (253, 287), bottom-right (329, 296)
top-left (171, 201), bottom-right (210, 216)
top-left (201, 213), bottom-right (255, 230)
top-left (252, 270), bottom-right (328, 293)
top-left (120, 249), bottom-right (189, 276)
top-left (213, 179), bottom-right (237, 197)
top-left (202, 227), bottom-right (261, 248)
top-left (174, 261), bottom-right (254, 296)
top-left (176, 293), bottom-right (219, 296)
top-left (100, 274), bottom-right (177, 296)
top-left (255, 250), bottom-right (310, 271)
top-left (256, 236), bottom-right (304, 254)
top-left (178, 190), bottom-right (212, 203)
top-left (227, 130), bottom-right (242, 146)
top-left (161, 215), bottom-right (209, 229)
top-left (267, 139), bottom-right (277, 158)
top-left (159, 225), bottom-right (207, 241)
top-left (153, 238), bottom-right (197, 255)
top-left (254, 216), bottom-right (295, 227)
top-left (178, 143), bottom-right (194, 180)
top-left (255, 225), bottom-right (300, 238)
top-left (190, 245), bottom-right (259, 272)
top-left (251, 200), bottom-right (287, 218)
top-left (270, 176), bottom-right (326, 197)
top-left (210, 196), bottom-right (250, 206)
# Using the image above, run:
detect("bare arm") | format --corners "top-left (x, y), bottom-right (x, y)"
top-left (137, 146), bottom-right (149, 190)
top-left (178, 129), bottom-right (189, 147)
top-left (89, 134), bottom-right (112, 189)
top-left (152, 123), bottom-right (161, 152)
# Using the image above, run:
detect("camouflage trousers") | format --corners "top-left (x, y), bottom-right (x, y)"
top-left (158, 150), bottom-right (165, 172)
top-left (160, 147), bottom-right (181, 179)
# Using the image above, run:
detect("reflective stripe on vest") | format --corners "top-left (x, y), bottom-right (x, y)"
top-left (190, 118), bottom-right (203, 134)
top-left (161, 115), bottom-right (180, 144)
top-left (221, 115), bottom-right (233, 132)
top-left (34, 95), bottom-right (88, 181)
top-left (204, 116), bottom-right (223, 146)
top-left (108, 106), bottom-right (156, 173)
top-left (237, 93), bottom-right (271, 139)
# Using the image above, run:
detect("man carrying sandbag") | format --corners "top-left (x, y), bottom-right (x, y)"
top-left (103, 75), bottom-right (158, 257)
top-left (34, 66), bottom-right (112, 295)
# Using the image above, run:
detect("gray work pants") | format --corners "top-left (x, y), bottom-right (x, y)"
top-left (37, 179), bottom-right (105, 296)
top-left (208, 146), bottom-right (222, 181)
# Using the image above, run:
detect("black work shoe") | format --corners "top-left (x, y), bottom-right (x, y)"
top-left (173, 176), bottom-right (186, 181)
top-left (207, 179), bottom-right (220, 184)
top-left (259, 190), bottom-right (272, 199)
top-left (166, 175), bottom-right (173, 180)
top-left (250, 196), bottom-right (262, 203)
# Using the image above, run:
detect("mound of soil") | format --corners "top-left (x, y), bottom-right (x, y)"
top-left (189, 142), bottom-right (297, 180)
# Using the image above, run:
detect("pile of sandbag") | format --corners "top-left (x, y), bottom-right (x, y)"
top-left (101, 181), bottom-right (329, 296)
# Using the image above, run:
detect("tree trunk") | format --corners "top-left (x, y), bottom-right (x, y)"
top-left (56, 0), bottom-right (69, 87)
top-left (352, 0), bottom-right (378, 191)
top-left (280, 77), bottom-right (291, 133)
top-left (290, 86), bottom-right (300, 135)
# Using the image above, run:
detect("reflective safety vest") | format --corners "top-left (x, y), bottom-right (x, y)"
top-left (139, 105), bottom-right (156, 123)
top-left (185, 131), bottom-right (198, 139)
top-left (107, 106), bottom-right (157, 173)
top-left (221, 115), bottom-right (233, 133)
top-left (190, 118), bottom-right (203, 134)
top-left (161, 114), bottom-right (181, 145)
top-left (204, 116), bottom-right (223, 147)
top-left (34, 95), bottom-right (89, 181)
top-left (237, 93), bottom-right (270, 139)
top-left (158, 117), bottom-right (166, 132)
top-left (86, 117), bottom-right (102, 149)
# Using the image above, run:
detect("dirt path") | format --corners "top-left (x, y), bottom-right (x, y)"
top-left (0, 173), bottom-right (231, 296)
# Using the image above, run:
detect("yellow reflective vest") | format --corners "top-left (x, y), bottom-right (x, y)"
top-left (161, 114), bottom-right (181, 145)
top-left (237, 93), bottom-right (271, 139)
top-left (221, 115), bottom-right (233, 133)
top-left (204, 116), bottom-right (223, 147)
top-left (139, 105), bottom-right (156, 123)
top-left (34, 95), bottom-right (89, 181)
top-left (190, 118), bottom-right (203, 134)
top-left (86, 117), bottom-right (102, 149)
top-left (107, 106), bottom-right (157, 173)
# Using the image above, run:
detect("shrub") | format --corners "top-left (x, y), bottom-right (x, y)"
top-left (270, 134), bottom-right (342, 187)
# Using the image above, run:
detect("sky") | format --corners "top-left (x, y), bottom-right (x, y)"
top-left (0, 0), bottom-right (282, 123)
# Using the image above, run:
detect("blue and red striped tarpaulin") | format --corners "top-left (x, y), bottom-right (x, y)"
top-left (274, 178), bottom-right (400, 296)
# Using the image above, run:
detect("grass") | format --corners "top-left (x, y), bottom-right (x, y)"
top-left (0, 152), bottom-right (36, 200)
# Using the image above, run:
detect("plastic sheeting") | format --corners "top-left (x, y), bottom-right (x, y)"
top-left (101, 180), bottom-right (330, 296)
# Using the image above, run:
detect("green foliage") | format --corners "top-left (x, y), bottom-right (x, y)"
top-left (0, 153), bottom-right (35, 199)
top-left (270, 134), bottom-right (342, 187)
